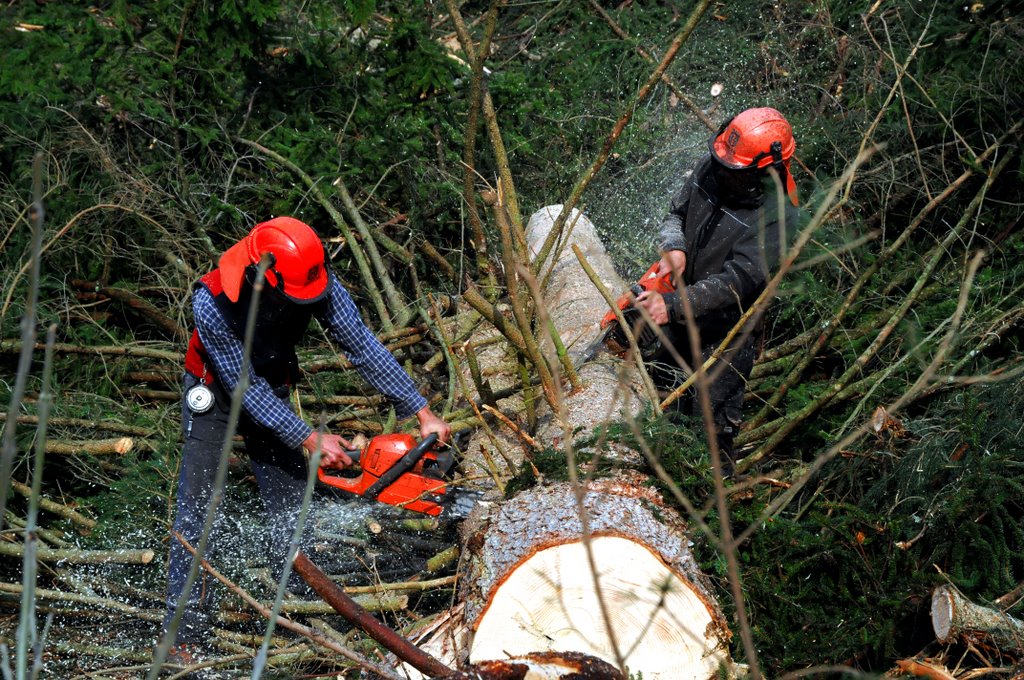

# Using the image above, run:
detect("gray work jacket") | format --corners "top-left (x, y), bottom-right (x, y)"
top-left (656, 155), bottom-right (797, 341)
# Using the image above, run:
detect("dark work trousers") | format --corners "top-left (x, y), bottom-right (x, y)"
top-left (162, 372), bottom-right (310, 645)
top-left (647, 323), bottom-right (759, 462)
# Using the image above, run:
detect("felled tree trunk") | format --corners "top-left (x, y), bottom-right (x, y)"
top-left (405, 207), bottom-right (730, 679)
top-left (931, 584), bottom-right (1024, 653)
top-left (456, 206), bottom-right (646, 481)
top-left (524, 205), bottom-right (626, 367)
top-left (462, 479), bottom-right (730, 677)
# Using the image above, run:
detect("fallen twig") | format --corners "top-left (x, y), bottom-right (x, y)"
top-left (0, 543), bottom-right (154, 565)
top-left (42, 437), bottom-right (134, 456)
top-left (69, 280), bottom-right (186, 340)
top-left (420, 239), bottom-right (529, 355)
top-left (293, 551), bottom-right (463, 678)
top-left (176, 535), bottom-right (406, 680)
top-left (894, 657), bottom-right (956, 680)
top-left (8, 480), bottom-right (96, 529)
top-left (0, 340), bottom-right (180, 363)
top-left (0, 413), bottom-right (155, 438)
top-left (0, 582), bottom-right (160, 619)
top-left (481, 404), bottom-right (541, 451)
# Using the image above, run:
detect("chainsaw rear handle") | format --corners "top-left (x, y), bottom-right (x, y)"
top-left (363, 432), bottom-right (439, 500)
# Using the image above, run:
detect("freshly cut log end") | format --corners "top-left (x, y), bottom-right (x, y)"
top-left (462, 480), bottom-right (731, 679)
top-left (931, 586), bottom-right (955, 644)
top-left (472, 535), bottom-right (725, 677)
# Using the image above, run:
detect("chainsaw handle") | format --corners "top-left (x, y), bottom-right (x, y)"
top-left (363, 433), bottom-right (439, 501)
top-left (345, 447), bottom-right (361, 465)
top-left (407, 432), bottom-right (440, 460)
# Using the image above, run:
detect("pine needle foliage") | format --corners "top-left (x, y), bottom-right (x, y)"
top-left (0, 0), bottom-right (1022, 676)
top-left (713, 379), bottom-right (1024, 673)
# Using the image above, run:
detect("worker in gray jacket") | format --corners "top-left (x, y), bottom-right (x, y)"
top-left (637, 107), bottom-right (799, 474)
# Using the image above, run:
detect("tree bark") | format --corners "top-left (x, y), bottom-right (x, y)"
top-left (0, 543), bottom-right (154, 564)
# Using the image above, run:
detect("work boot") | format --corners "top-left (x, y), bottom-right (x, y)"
top-left (716, 429), bottom-right (738, 479)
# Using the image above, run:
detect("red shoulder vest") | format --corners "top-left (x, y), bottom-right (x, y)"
top-left (183, 271), bottom-right (223, 384)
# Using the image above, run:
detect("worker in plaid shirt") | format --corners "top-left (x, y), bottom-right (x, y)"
top-left (160, 216), bottom-right (449, 661)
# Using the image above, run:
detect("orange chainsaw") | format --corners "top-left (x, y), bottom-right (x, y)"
top-left (591, 261), bottom-right (675, 359)
top-left (316, 432), bottom-right (477, 517)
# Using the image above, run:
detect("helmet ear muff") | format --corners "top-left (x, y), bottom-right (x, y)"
top-left (713, 115), bottom-right (735, 141)
top-left (262, 253), bottom-right (285, 294)
top-left (243, 254), bottom-right (287, 296)
top-left (767, 139), bottom-right (786, 182)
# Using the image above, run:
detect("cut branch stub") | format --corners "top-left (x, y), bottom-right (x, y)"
top-left (460, 479), bottom-right (731, 678)
top-left (931, 584), bottom-right (1024, 653)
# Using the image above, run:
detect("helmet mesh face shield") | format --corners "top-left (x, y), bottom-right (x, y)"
top-left (709, 161), bottom-right (767, 208)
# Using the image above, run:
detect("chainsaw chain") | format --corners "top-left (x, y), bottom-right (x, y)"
top-left (444, 489), bottom-right (487, 519)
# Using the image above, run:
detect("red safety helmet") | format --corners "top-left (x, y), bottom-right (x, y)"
top-left (218, 217), bottom-right (330, 304)
top-left (710, 107), bottom-right (799, 206)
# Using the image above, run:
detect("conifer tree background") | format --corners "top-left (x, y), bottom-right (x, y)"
top-left (1, 1), bottom-right (1022, 676)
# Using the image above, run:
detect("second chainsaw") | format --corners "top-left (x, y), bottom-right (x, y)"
top-left (597, 260), bottom-right (675, 358)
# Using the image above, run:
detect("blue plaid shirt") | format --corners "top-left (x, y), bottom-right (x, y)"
top-left (193, 276), bottom-right (426, 449)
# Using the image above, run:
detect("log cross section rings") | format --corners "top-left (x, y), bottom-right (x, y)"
top-left (460, 480), bottom-right (731, 679)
